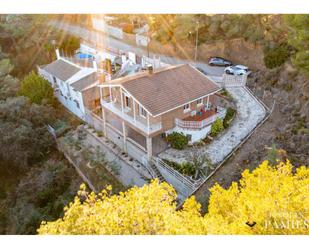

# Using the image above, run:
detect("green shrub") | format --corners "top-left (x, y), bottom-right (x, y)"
top-left (163, 159), bottom-right (195, 176)
top-left (264, 43), bottom-right (291, 69)
top-left (223, 107), bottom-right (236, 128)
top-left (166, 132), bottom-right (188, 150)
top-left (211, 118), bottom-right (224, 137)
top-left (19, 71), bottom-right (54, 105)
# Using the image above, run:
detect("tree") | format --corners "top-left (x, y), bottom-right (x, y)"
top-left (19, 71), bottom-right (54, 105)
top-left (0, 96), bottom-right (55, 170)
top-left (0, 58), bottom-right (14, 77)
top-left (263, 43), bottom-right (292, 69)
top-left (205, 160), bottom-right (309, 234)
top-left (59, 35), bottom-right (80, 55)
top-left (38, 179), bottom-right (207, 235)
top-left (38, 160), bottom-right (308, 235)
top-left (285, 15), bottom-right (309, 73)
top-left (0, 56), bottom-right (20, 99)
top-left (188, 145), bottom-right (213, 179)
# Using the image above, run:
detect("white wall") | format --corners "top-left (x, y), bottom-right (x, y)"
top-left (165, 125), bottom-right (211, 145)
top-left (38, 66), bottom-right (96, 121)
top-left (136, 34), bottom-right (149, 47)
top-left (80, 43), bottom-right (117, 63)
top-left (92, 18), bottom-right (124, 40)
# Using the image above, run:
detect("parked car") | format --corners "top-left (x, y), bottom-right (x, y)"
top-left (208, 57), bottom-right (232, 67)
top-left (224, 65), bottom-right (250, 75)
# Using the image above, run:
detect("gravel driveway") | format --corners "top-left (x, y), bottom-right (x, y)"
top-left (159, 87), bottom-right (266, 165)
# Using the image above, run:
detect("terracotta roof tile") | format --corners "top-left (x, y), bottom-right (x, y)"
top-left (117, 64), bottom-right (221, 116)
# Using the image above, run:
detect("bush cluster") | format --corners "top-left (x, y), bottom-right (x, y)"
top-left (166, 132), bottom-right (188, 150)
top-left (163, 160), bottom-right (195, 176)
top-left (223, 107), bottom-right (236, 128)
top-left (264, 43), bottom-right (291, 69)
top-left (211, 118), bottom-right (224, 137)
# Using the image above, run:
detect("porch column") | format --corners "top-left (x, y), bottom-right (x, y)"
top-left (133, 99), bottom-right (136, 122)
top-left (206, 95), bottom-right (210, 109)
top-left (102, 108), bottom-right (107, 136)
top-left (122, 121), bottom-right (127, 152)
top-left (146, 136), bottom-right (152, 160)
top-left (120, 88), bottom-right (124, 114)
top-left (147, 113), bottom-right (150, 133)
top-left (109, 86), bottom-right (112, 102)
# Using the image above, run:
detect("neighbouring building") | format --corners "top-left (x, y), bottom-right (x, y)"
top-left (38, 49), bottom-right (102, 121)
top-left (96, 64), bottom-right (225, 162)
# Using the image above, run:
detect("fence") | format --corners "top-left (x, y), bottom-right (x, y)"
top-left (177, 90), bottom-right (276, 209)
top-left (151, 157), bottom-right (200, 195)
top-left (222, 74), bottom-right (247, 87)
top-left (175, 107), bottom-right (226, 130)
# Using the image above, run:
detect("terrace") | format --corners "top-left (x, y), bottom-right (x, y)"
top-left (175, 106), bottom-right (226, 130)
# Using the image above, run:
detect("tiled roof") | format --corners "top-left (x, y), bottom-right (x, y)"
top-left (70, 72), bottom-right (99, 91)
top-left (114, 64), bottom-right (221, 116)
top-left (43, 59), bottom-right (81, 82)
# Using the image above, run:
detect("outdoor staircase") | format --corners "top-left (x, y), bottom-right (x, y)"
top-left (148, 161), bottom-right (165, 182)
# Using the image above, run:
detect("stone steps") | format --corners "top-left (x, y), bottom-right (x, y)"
top-left (149, 162), bottom-right (165, 182)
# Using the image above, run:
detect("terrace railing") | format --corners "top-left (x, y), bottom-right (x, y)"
top-left (175, 107), bottom-right (226, 130)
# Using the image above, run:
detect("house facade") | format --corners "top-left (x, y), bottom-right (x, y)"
top-left (38, 50), bottom-right (101, 121)
top-left (96, 64), bottom-right (224, 162)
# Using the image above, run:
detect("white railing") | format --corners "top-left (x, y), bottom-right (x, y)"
top-left (101, 99), bottom-right (162, 135)
top-left (175, 107), bottom-right (226, 130)
top-left (222, 74), bottom-right (247, 87)
top-left (152, 157), bottom-right (198, 191)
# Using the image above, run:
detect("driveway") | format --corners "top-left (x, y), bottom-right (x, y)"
top-left (158, 87), bottom-right (267, 165)
top-left (50, 20), bottom-right (225, 76)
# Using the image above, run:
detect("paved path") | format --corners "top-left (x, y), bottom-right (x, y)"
top-left (50, 21), bottom-right (225, 76)
top-left (159, 87), bottom-right (266, 165)
top-left (82, 127), bottom-right (149, 187)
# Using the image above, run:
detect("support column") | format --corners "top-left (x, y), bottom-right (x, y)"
top-left (147, 113), bottom-right (150, 133)
top-left (102, 108), bottom-right (107, 136)
top-left (133, 99), bottom-right (136, 122)
top-left (122, 121), bottom-right (127, 152)
top-left (109, 86), bottom-right (112, 102)
top-left (206, 95), bottom-right (210, 109)
top-left (146, 136), bottom-right (152, 160)
top-left (120, 88), bottom-right (124, 114)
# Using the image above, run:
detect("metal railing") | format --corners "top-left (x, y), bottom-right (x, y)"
top-left (151, 157), bottom-right (198, 191)
top-left (222, 74), bottom-right (247, 87)
top-left (101, 98), bottom-right (162, 134)
top-left (175, 107), bottom-right (226, 130)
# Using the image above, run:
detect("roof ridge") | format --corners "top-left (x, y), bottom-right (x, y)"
top-left (105, 64), bottom-right (186, 85)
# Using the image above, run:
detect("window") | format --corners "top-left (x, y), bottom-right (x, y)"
top-left (74, 100), bottom-right (80, 109)
top-left (139, 106), bottom-right (147, 118)
top-left (125, 95), bottom-right (131, 109)
top-left (52, 76), bottom-right (57, 84)
top-left (197, 98), bottom-right (203, 106)
top-left (183, 103), bottom-right (190, 112)
top-left (94, 99), bottom-right (100, 107)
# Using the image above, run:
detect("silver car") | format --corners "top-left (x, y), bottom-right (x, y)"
top-left (224, 65), bottom-right (250, 75)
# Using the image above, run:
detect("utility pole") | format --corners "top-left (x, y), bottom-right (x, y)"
top-left (147, 29), bottom-right (150, 58)
top-left (194, 21), bottom-right (199, 62)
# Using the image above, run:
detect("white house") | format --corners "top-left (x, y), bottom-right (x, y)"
top-left (38, 50), bottom-right (101, 121)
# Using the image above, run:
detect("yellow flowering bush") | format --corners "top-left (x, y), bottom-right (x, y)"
top-left (38, 160), bottom-right (309, 235)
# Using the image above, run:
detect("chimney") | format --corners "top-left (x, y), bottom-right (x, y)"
top-left (93, 60), bottom-right (98, 71)
top-left (55, 49), bottom-right (60, 59)
top-left (148, 65), bottom-right (153, 74)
